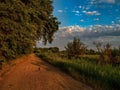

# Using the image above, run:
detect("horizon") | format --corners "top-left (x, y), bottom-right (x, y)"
top-left (37, 0), bottom-right (120, 50)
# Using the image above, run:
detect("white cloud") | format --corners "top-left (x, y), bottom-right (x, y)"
top-left (85, 7), bottom-right (90, 10)
top-left (38, 24), bottom-right (120, 50)
top-left (80, 19), bottom-right (84, 22)
top-left (72, 10), bottom-right (80, 13)
top-left (83, 11), bottom-right (101, 16)
top-left (75, 13), bottom-right (82, 16)
top-left (83, 11), bottom-right (87, 13)
top-left (57, 10), bottom-right (63, 13)
top-left (59, 25), bottom-right (86, 34)
top-left (78, 6), bottom-right (82, 8)
top-left (111, 21), bottom-right (115, 24)
top-left (94, 18), bottom-right (99, 21)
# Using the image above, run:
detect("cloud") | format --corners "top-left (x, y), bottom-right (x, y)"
top-left (57, 25), bottom-right (120, 49)
top-left (37, 24), bottom-right (120, 50)
top-left (111, 21), bottom-right (115, 24)
top-left (85, 0), bottom-right (95, 10)
top-left (59, 25), bottom-right (86, 34)
top-left (72, 10), bottom-right (81, 16)
top-left (75, 13), bottom-right (82, 16)
top-left (80, 19), bottom-right (85, 22)
top-left (78, 6), bottom-right (82, 8)
top-left (57, 10), bottom-right (63, 13)
top-left (99, 0), bottom-right (115, 4)
top-left (94, 18), bottom-right (99, 21)
top-left (72, 10), bottom-right (80, 13)
top-left (57, 24), bottom-right (120, 40)
top-left (83, 10), bottom-right (101, 15)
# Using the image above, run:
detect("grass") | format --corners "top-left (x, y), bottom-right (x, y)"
top-left (36, 51), bottom-right (120, 90)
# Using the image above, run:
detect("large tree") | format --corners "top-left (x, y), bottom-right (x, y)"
top-left (0, 0), bottom-right (60, 61)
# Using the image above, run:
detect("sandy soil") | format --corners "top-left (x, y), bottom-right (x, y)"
top-left (0, 54), bottom-right (93, 90)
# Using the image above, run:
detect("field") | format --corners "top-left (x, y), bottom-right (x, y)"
top-left (36, 51), bottom-right (120, 90)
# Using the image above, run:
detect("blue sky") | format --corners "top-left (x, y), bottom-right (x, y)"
top-left (38, 0), bottom-right (120, 50)
top-left (53, 0), bottom-right (120, 27)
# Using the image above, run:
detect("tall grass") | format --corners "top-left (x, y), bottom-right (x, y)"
top-left (36, 52), bottom-right (120, 90)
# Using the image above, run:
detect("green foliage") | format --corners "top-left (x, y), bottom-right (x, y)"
top-left (36, 51), bottom-right (120, 90)
top-left (93, 42), bottom-right (120, 65)
top-left (48, 47), bottom-right (59, 53)
top-left (34, 47), bottom-right (59, 54)
top-left (65, 37), bottom-right (87, 59)
top-left (0, 0), bottom-right (60, 61)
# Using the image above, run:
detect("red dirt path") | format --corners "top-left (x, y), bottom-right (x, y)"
top-left (0, 54), bottom-right (93, 90)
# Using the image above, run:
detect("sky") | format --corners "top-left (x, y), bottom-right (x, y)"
top-left (53, 0), bottom-right (120, 27)
top-left (37, 0), bottom-right (120, 50)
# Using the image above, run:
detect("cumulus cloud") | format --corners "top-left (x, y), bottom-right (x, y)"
top-left (57, 24), bottom-right (120, 49)
top-left (57, 24), bottom-right (120, 40)
top-left (59, 25), bottom-right (86, 34)
top-left (83, 10), bottom-right (101, 15)
top-left (37, 24), bottom-right (120, 50)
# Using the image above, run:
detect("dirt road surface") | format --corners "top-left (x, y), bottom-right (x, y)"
top-left (0, 54), bottom-right (93, 90)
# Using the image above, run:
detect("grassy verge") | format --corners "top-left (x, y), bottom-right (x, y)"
top-left (36, 51), bottom-right (120, 90)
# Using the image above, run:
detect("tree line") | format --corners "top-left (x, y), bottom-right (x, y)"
top-left (65, 37), bottom-right (120, 65)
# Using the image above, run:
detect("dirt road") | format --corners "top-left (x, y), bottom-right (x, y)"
top-left (0, 54), bottom-right (93, 90)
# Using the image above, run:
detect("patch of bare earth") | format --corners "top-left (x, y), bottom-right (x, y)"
top-left (0, 54), bottom-right (93, 90)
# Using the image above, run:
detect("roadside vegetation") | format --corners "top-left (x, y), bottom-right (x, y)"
top-left (35, 37), bottom-right (120, 90)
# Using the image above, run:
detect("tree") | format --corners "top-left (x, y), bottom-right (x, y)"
top-left (65, 37), bottom-right (87, 59)
top-left (48, 47), bottom-right (59, 53)
top-left (93, 42), bottom-right (120, 65)
top-left (0, 0), bottom-right (60, 61)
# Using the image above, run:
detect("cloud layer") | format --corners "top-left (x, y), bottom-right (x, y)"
top-left (37, 24), bottom-right (120, 50)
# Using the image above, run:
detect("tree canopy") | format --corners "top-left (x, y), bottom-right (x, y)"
top-left (65, 37), bottom-right (87, 59)
top-left (0, 0), bottom-right (60, 61)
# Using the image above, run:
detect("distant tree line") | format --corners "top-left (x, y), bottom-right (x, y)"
top-left (34, 47), bottom-right (59, 53)
top-left (65, 37), bottom-right (120, 65)
top-left (0, 0), bottom-right (60, 63)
